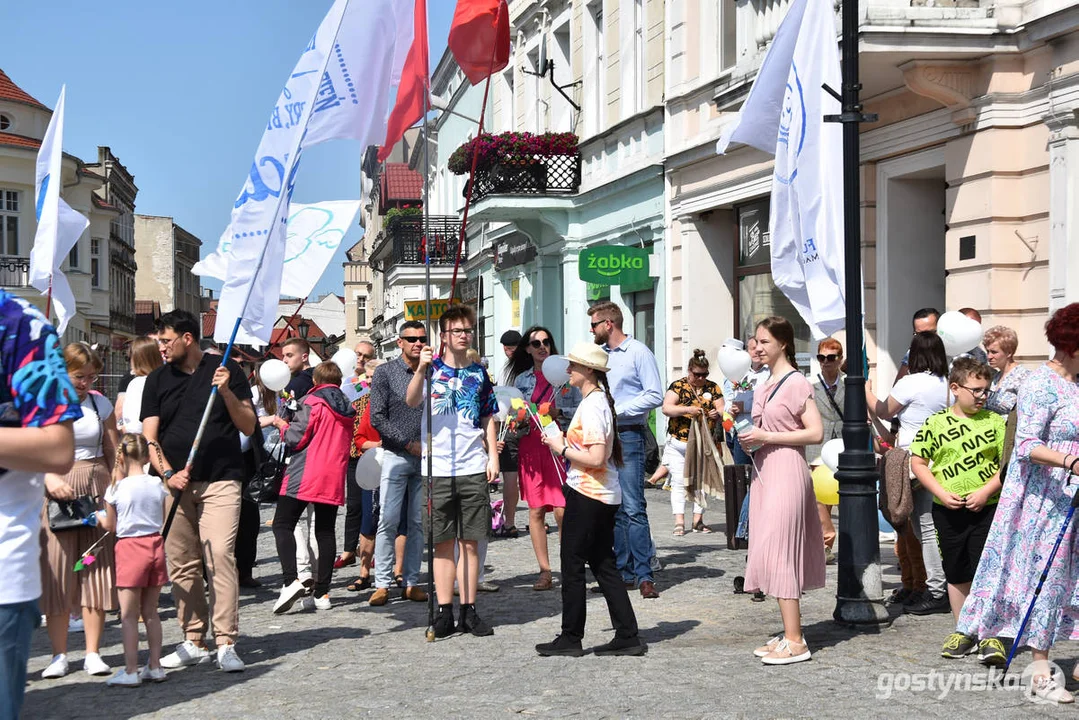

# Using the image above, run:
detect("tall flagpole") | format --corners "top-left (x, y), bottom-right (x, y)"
top-left (162, 3), bottom-right (351, 539)
top-left (421, 0), bottom-right (436, 644)
top-left (829, 0), bottom-right (887, 625)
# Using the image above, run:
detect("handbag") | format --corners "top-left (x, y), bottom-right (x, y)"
top-left (48, 495), bottom-right (99, 532)
top-left (244, 440), bottom-right (287, 507)
top-left (47, 393), bottom-right (105, 533)
top-left (244, 426), bottom-right (287, 504)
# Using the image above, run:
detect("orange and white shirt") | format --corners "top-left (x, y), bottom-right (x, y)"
top-left (565, 391), bottom-right (621, 505)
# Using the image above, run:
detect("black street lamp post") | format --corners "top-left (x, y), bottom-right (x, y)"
top-left (826, 0), bottom-right (889, 625)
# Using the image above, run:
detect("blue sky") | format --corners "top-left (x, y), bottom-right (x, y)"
top-left (2, 0), bottom-right (455, 299)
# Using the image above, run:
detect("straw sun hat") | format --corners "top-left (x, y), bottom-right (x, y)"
top-left (566, 342), bottom-right (610, 373)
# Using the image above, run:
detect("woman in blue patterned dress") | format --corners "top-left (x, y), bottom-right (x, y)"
top-left (955, 303), bottom-right (1079, 704)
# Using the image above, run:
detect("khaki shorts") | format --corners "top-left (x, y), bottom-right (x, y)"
top-left (429, 473), bottom-right (491, 544)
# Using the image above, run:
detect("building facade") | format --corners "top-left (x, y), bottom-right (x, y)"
top-left (0, 69), bottom-right (132, 367)
top-left (665, 0), bottom-right (1079, 387)
top-left (133, 214), bottom-right (202, 317)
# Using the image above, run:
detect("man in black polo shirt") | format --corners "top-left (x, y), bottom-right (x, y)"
top-left (141, 310), bottom-right (256, 674)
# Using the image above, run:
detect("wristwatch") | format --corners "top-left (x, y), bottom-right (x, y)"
top-left (163, 469), bottom-right (175, 480)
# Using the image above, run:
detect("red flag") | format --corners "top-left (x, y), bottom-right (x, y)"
top-left (378, 0), bottom-right (428, 163)
top-left (448, 0), bottom-right (510, 86)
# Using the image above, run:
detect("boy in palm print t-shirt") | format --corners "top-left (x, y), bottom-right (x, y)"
top-left (407, 305), bottom-right (499, 640)
top-left (909, 357), bottom-right (1006, 664)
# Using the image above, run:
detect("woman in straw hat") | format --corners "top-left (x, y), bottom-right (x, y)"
top-left (535, 342), bottom-right (646, 658)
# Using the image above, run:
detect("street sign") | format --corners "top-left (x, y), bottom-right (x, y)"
top-left (404, 298), bottom-right (460, 322)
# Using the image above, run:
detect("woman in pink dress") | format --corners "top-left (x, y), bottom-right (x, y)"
top-left (506, 326), bottom-right (581, 591)
top-left (738, 316), bottom-right (826, 665)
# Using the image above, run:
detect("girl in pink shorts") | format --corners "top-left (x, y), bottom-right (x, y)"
top-left (95, 434), bottom-right (169, 687)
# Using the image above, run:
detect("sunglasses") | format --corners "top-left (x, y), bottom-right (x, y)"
top-left (529, 338), bottom-right (552, 349)
top-left (589, 319), bottom-right (609, 329)
top-left (690, 371), bottom-right (708, 378)
top-left (400, 335), bottom-right (427, 344)
top-left (816, 354), bottom-right (841, 363)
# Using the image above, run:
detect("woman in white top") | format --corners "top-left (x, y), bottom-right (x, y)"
top-left (537, 343), bottom-right (645, 657)
top-left (40, 343), bottom-right (121, 680)
top-left (866, 331), bottom-right (951, 615)
top-left (117, 336), bottom-right (163, 434)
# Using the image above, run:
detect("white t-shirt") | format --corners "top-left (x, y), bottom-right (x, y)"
top-left (421, 359), bottom-right (497, 477)
top-left (73, 393), bottom-right (113, 461)
top-left (104, 474), bottom-right (168, 538)
top-left (565, 391), bottom-right (621, 505)
top-left (889, 372), bottom-right (951, 449)
top-left (0, 469), bottom-right (45, 604)
top-left (120, 376), bottom-right (146, 434)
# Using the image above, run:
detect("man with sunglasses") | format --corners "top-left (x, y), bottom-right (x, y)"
top-left (367, 321), bottom-right (429, 607)
top-left (587, 302), bottom-right (664, 599)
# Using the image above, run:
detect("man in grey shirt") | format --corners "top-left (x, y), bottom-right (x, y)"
top-left (367, 321), bottom-right (428, 607)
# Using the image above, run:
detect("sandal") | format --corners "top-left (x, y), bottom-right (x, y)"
top-left (672, 524), bottom-right (685, 537)
top-left (346, 576), bottom-right (372, 592)
top-left (693, 521), bottom-right (713, 534)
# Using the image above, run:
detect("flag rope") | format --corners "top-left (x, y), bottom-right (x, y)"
top-left (447, 0), bottom-right (503, 304)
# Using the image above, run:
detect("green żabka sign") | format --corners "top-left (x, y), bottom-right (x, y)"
top-left (578, 246), bottom-right (652, 293)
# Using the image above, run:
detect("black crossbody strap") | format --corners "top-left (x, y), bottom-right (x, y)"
top-left (817, 374), bottom-right (844, 421)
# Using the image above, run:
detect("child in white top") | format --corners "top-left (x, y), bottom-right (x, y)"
top-left (95, 434), bottom-right (169, 687)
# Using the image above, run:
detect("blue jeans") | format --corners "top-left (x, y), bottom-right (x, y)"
top-left (374, 450), bottom-right (424, 589)
top-left (0, 599), bottom-right (39, 720)
top-left (614, 427), bottom-right (654, 584)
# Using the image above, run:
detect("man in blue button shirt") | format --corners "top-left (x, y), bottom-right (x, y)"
top-left (587, 301), bottom-right (663, 599)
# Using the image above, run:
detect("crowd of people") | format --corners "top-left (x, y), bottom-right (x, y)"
top-left (2, 284), bottom-right (1078, 715)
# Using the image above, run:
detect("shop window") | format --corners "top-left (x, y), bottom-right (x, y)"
top-left (628, 288), bottom-right (655, 353)
top-left (735, 199), bottom-right (812, 368)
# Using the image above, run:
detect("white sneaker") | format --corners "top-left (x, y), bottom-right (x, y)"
top-left (139, 666), bottom-right (167, 683)
top-left (273, 579), bottom-right (307, 614)
top-left (216, 644), bottom-right (245, 673)
top-left (313, 594), bottom-right (332, 611)
top-left (105, 669), bottom-right (141, 687)
top-left (160, 640), bottom-right (213, 669)
top-left (41, 654), bottom-right (69, 679)
top-left (84, 652), bottom-right (111, 676)
top-left (68, 617), bottom-right (85, 633)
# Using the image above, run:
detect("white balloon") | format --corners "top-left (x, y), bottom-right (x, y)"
top-left (936, 311), bottom-right (984, 357)
top-left (493, 385), bottom-right (524, 402)
top-left (542, 355), bottom-right (571, 387)
top-left (259, 359), bottom-right (291, 392)
top-left (717, 347), bottom-right (752, 382)
top-left (355, 447), bottom-right (383, 490)
top-left (821, 438), bottom-right (844, 473)
top-left (331, 349), bottom-right (358, 377)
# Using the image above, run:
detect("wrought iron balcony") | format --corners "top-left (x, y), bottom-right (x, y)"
top-left (371, 215), bottom-right (462, 270)
top-left (469, 153), bottom-right (581, 204)
top-left (0, 255), bottom-right (30, 288)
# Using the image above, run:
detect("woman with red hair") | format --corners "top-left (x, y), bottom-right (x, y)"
top-left (953, 303), bottom-right (1079, 703)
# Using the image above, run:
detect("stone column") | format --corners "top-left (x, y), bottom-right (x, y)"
top-left (1045, 109), bottom-right (1079, 315)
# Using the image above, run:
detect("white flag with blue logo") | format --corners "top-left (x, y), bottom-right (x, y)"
top-left (214, 0), bottom-right (410, 345)
top-left (194, 200), bottom-right (360, 301)
top-left (28, 86), bottom-right (89, 335)
top-left (716, 0), bottom-right (845, 339)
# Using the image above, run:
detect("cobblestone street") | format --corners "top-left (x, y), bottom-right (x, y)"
top-left (22, 490), bottom-right (1079, 719)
